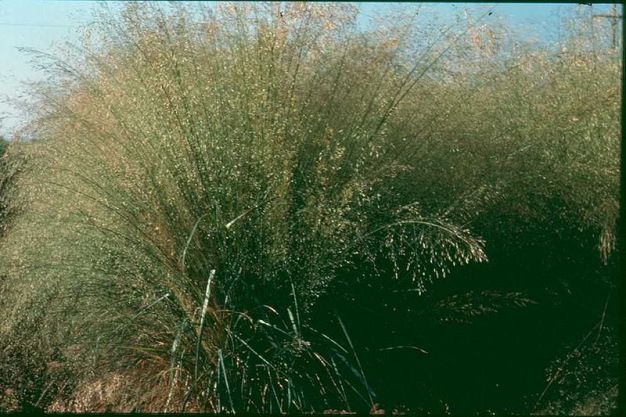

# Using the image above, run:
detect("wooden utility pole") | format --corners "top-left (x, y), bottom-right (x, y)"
top-left (592, 4), bottom-right (622, 50)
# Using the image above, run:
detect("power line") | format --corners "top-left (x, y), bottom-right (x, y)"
top-left (0, 22), bottom-right (78, 28)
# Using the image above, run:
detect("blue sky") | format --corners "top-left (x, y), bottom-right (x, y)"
top-left (0, 1), bottom-right (621, 137)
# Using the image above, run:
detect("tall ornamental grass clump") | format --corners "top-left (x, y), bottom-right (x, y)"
top-left (0, 3), bottom-right (619, 412)
top-left (0, 3), bottom-right (490, 411)
top-left (309, 11), bottom-right (620, 412)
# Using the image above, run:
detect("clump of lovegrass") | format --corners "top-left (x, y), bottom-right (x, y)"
top-left (0, 2), bottom-right (493, 411)
top-left (0, 2), bottom-right (619, 412)
top-left (299, 6), bottom-right (619, 413)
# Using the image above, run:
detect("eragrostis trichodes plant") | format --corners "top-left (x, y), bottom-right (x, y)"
top-left (0, 2), bottom-right (619, 413)
top-left (0, 2), bottom-right (493, 412)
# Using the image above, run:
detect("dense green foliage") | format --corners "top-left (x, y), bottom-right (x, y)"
top-left (0, 3), bottom-right (620, 413)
